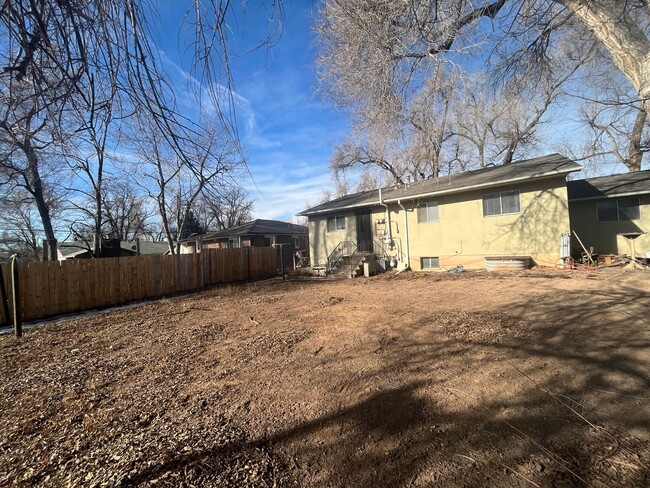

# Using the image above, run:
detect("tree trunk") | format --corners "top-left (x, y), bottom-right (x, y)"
top-left (560, 0), bottom-right (650, 117)
top-left (501, 142), bottom-right (517, 165)
top-left (626, 106), bottom-right (647, 171)
top-left (93, 158), bottom-right (104, 257)
top-left (24, 139), bottom-right (56, 260)
top-left (159, 194), bottom-right (176, 255)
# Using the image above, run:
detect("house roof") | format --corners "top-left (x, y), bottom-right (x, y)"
top-left (298, 153), bottom-right (581, 216)
top-left (58, 240), bottom-right (169, 258)
top-left (567, 169), bottom-right (650, 201)
top-left (121, 241), bottom-right (170, 255)
top-left (57, 245), bottom-right (90, 259)
top-left (183, 219), bottom-right (308, 242)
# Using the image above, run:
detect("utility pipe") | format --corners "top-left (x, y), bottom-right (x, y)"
top-left (397, 199), bottom-right (411, 270)
top-left (378, 188), bottom-right (392, 242)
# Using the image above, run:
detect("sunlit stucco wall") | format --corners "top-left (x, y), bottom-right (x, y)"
top-left (308, 175), bottom-right (572, 270)
top-left (379, 176), bottom-right (571, 269)
top-left (308, 214), bottom-right (358, 266)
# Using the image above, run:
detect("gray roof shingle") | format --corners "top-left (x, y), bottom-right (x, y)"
top-left (58, 241), bottom-right (170, 257)
top-left (184, 219), bottom-right (307, 242)
top-left (299, 153), bottom-right (581, 216)
top-left (567, 170), bottom-right (650, 200)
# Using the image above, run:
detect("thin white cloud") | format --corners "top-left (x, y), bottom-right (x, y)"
top-left (244, 170), bottom-right (334, 220)
top-left (158, 51), bottom-right (281, 149)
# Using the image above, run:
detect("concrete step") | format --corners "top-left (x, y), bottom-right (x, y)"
top-left (329, 252), bottom-right (377, 278)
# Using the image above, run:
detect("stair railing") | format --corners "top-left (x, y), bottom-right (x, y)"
top-left (327, 240), bottom-right (356, 273)
top-left (348, 253), bottom-right (367, 277)
top-left (372, 239), bottom-right (389, 259)
top-left (347, 239), bottom-right (389, 277)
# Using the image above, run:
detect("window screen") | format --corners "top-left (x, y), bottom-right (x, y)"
top-left (417, 202), bottom-right (439, 223)
top-left (483, 191), bottom-right (520, 216)
top-left (327, 216), bottom-right (345, 231)
top-left (482, 193), bottom-right (502, 216)
top-left (597, 201), bottom-right (619, 221)
top-left (501, 190), bottom-right (521, 214)
top-left (618, 197), bottom-right (640, 220)
top-left (421, 257), bottom-right (440, 269)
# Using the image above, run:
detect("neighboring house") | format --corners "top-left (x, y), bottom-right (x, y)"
top-left (179, 219), bottom-right (308, 269)
top-left (298, 154), bottom-right (582, 270)
top-left (568, 170), bottom-right (650, 258)
top-left (57, 240), bottom-right (170, 260)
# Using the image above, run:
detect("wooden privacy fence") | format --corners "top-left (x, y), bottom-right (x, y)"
top-left (0, 247), bottom-right (278, 324)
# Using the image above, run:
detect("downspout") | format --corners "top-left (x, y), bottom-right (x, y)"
top-left (397, 199), bottom-right (411, 271)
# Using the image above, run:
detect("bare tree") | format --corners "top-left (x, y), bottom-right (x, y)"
top-left (102, 179), bottom-right (155, 240)
top-left (553, 1), bottom-right (650, 117)
top-left (63, 63), bottom-right (121, 256)
top-left (131, 115), bottom-right (245, 253)
top-left (317, 2), bottom-right (575, 185)
top-left (1, 1), bottom-right (283, 163)
top-left (0, 193), bottom-right (43, 261)
top-left (1, 0), bottom-right (283, 256)
top-left (196, 186), bottom-right (254, 230)
top-left (453, 64), bottom-right (580, 169)
top-left (0, 61), bottom-right (68, 259)
top-left (328, 70), bottom-right (456, 188)
top-left (580, 102), bottom-right (649, 172)
top-left (316, 0), bottom-right (650, 176)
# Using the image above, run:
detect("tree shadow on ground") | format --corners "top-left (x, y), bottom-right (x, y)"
top-left (126, 276), bottom-right (650, 486)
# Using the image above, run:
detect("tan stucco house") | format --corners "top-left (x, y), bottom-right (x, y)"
top-left (298, 154), bottom-right (583, 271)
top-left (568, 170), bottom-right (650, 259)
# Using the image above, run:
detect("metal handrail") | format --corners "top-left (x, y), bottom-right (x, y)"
top-left (348, 253), bottom-right (368, 277)
top-left (372, 239), bottom-right (389, 259)
top-left (346, 239), bottom-right (389, 277)
top-left (327, 240), bottom-right (356, 272)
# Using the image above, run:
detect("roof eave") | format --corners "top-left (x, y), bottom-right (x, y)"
top-left (384, 168), bottom-right (579, 203)
top-left (569, 189), bottom-right (650, 201)
top-left (298, 199), bottom-right (381, 217)
top-left (300, 167), bottom-right (579, 216)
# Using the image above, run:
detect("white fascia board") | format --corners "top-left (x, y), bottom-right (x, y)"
top-left (569, 190), bottom-right (650, 202)
top-left (301, 200), bottom-right (380, 217)
top-left (383, 170), bottom-right (575, 203)
top-left (301, 168), bottom-right (578, 215)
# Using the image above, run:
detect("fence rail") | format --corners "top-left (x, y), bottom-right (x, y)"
top-left (0, 247), bottom-right (278, 324)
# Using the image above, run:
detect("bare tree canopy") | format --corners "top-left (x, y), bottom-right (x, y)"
top-left (0, 1), bottom-right (277, 258)
top-left (316, 0), bottom-right (650, 186)
top-left (195, 186), bottom-right (254, 231)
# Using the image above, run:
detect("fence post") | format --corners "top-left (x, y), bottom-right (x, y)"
top-left (0, 264), bottom-right (9, 327)
top-left (174, 252), bottom-right (181, 293)
top-left (274, 243), bottom-right (287, 279)
top-left (247, 247), bottom-right (251, 281)
top-left (11, 255), bottom-right (21, 337)
top-left (195, 236), bottom-right (204, 290)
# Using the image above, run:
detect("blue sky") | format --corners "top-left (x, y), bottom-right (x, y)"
top-left (152, 1), bottom-right (633, 223)
top-left (156, 1), bottom-right (348, 221)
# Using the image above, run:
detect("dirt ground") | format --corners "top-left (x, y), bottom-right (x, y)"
top-left (1, 268), bottom-right (649, 487)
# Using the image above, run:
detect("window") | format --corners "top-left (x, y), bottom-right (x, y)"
top-left (421, 257), bottom-right (440, 269)
top-left (228, 238), bottom-right (239, 248)
top-left (483, 190), bottom-right (521, 216)
top-left (327, 215), bottom-right (346, 232)
top-left (417, 201), bottom-right (439, 223)
top-left (596, 201), bottom-right (618, 221)
top-left (597, 197), bottom-right (640, 221)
